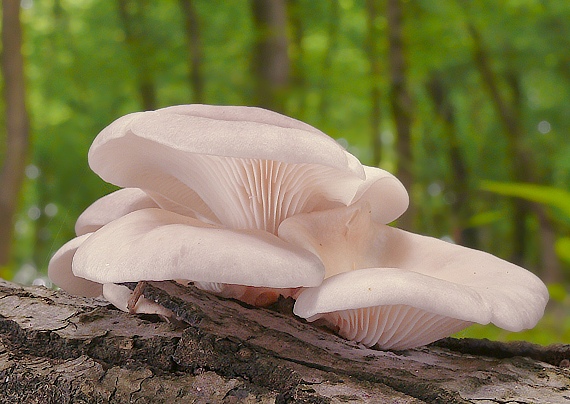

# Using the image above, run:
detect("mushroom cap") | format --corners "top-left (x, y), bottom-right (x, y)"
top-left (72, 208), bottom-right (325, 288)
top-left (47, 233), bottom-right (103, 297)
top-left (87, 105), bottom-right (408, 233)
top-left (50, 188), bottom-right (164, 297)
top-left (283, 203), bottom-right (549, 349)
top-left (75, 188), bottom-right (159, 236)
top-left (349, 165), bottom-right (409, 224)
top-left (91, 104), bottom-right (364, 173)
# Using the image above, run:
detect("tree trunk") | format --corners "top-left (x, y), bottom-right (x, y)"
top-left (467, 23), bottom-right (533, 267)
top-left (366, 0), bottom-right (383, 167)
top-left (117, 0), bottom-right (157, 111)
top-left (1, 279), bottom-right (568, 403)
top-left (286, 0), bottom-right (306, 120)
top-left (251, 0), bottom-right (290, 112)
top-left (387, 0), bottom-right (414, 230)
top-left (317, 1), bottom-right (340, 121)
top-left (0, 0), bottom-right (30, 267)
top-left (427, 74), bottom-right (478, 249)
top-left (179, 0), bottom-right (204, 104)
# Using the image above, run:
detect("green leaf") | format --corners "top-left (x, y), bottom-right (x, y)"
top-left (555, 237), bottom-right (570, 266)
top-left (481, 180), bottom-right (570, 219)
top-left (547, 282), bottom-right (567, 303)
top-left (467, 210), bottom-right (507, 227)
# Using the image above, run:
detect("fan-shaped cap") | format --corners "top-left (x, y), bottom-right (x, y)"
top-left (284, 203), bottom-right (549, 349)
top-left (90, 105), bottom-right (364, 173)
top-left (48, 233), bottom-right (103, 297)
top-left (75, 188), bottom-right (159, 236)
top-left (87, 105), bottom-right (394, 234)
top-left (350, 166), bottom-right (409, 224)
top-left (72, 208), bottom-right (325, 288)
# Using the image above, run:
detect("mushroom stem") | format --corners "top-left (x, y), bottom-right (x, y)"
top-left (127, 281), bottom-right (148, 313)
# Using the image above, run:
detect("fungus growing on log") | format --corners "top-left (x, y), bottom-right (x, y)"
top-left (48, 104), bottom-right (548, 350)
top-left (280, 203), bottom-right (548, 349)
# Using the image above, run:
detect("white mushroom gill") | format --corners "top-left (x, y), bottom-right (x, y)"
top-left (320, 305), bottom-right (473, 350)
top-left (193, 281), bottom-right (299, 307)
top-left (179, 155), bottom-right (356, 234)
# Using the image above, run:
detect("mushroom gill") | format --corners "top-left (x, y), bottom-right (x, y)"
top-left (318, 305), bottom-right (472, 350)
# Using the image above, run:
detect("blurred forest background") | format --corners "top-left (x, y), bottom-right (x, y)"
top-left (1, 0), bottom-right (569, 344)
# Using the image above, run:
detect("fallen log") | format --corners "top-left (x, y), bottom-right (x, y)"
top-left (0, 279), bottom-right (568, 403)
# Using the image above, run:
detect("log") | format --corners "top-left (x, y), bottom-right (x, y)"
top-left (0, 279), bottom-right (568, 403)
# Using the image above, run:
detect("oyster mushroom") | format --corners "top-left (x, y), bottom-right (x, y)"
top-left (49, 104), bottom-right (547, 349)
top-left (49, 105), bottom-right (407, 310)
top-left (280, 202), bottom-right (549, 350)
top-left (72, 208), bottom-right (325, 291)
top-left (87, 104), bottom-right (407, 231)
top-left (74, 187), bottom-right (159, 236)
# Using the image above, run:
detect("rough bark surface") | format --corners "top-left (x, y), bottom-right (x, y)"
top-left (0, 279), bottom-right (568, 404)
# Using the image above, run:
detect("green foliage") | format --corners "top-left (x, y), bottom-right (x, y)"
top-left (555, 238), bottom-right (570, 266)
top-left (2, 0), bottom-right (569, 344)
top-left (482, 180), bottom-right (570, 269)
top-left (481, 181), bottom-right (570, 219)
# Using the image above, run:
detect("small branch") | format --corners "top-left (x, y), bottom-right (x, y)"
top-left (127, 280), bottom-right (147, 313)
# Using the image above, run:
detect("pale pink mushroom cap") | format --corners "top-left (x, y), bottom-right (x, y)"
top-left (49, 188), bottom-right (158, 297)
top-left (48, 233), bottom-right (103, 297)
top-left (87, 105), bottom-right (408, 234)
top-left (72, 208), bottom-right (325, 288)
top-left (281, 203), bottom-right (549, 350)
top-left (48, 105), bottom-right (548, 346)
top-left (75, 188), bottom-right (159, 236)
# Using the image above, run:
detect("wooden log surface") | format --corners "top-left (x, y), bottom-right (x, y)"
top-left (0, 279), bottom-right (569, 403)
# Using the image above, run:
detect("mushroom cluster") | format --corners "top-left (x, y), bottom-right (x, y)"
top-left (48, 104), bottom-right (549, 350)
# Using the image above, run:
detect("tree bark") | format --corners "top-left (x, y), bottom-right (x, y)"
top-left (387, 0), bottom-right (414, 230)
top-left (179, 0), bottom-right (204, 104)
top-left (0, 0), bottom-right (30, 267)
top-left (1, 279), bottom-right (568, 403)
top-left (251, 0), bottom-right (290, 112)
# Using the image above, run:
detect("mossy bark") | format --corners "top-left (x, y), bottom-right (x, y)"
top-left (0, 279), bottom-right (568, 403)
